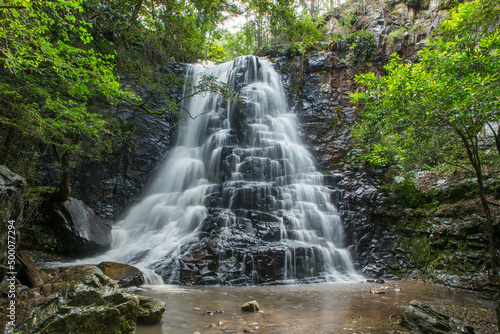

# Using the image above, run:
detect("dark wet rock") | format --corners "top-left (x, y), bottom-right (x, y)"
top-left (137, 295), bottom-right (166, 325)
top-left (97, 261), bottom-right (145, 287)
top-left (36, 64), bottom-right (185, 221)
top-left (241, 300), bottom-right (261, 312)
top-left (402, 300), bottom-right (474, 334)
top-left (0, 166), bottom-right (26, 281)
top-left (51, 198), bottom-right (111, 256)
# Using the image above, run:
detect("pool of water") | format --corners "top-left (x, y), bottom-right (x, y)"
top-left (134, 280), bottom-right (495, 334)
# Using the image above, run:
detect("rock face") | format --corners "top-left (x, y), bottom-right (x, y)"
top-left (0, 165), bottom-right (26, 281)
top-left (402, 300), bottom-right (473, 334)
top-left (36, 62), bottom-right (184, 221)
top-left (277, 0), bottom-right (451, 169)
top-left (98, 261), bottom-right (145, 287)
top-left (51, 198), bottom-right (112, 256)
top-left (1, 265), bottom-right (166, 333)
top-left (331, 169), bottom-right (500, 285)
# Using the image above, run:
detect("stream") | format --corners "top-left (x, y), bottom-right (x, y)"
top-left (134, 280), bottom-right (495, 334)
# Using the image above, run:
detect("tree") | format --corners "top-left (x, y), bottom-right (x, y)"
top-left (0, 0), bottom-right (238, 199)
top-left (0, 0), bottom-right (136, 197)
top-left (351, 0), bottom-right (500, 284)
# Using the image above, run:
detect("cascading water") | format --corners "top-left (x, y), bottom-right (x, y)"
top-left (97, 56), bottom-right (361, 285)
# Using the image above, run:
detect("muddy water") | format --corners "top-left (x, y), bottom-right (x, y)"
top-left (135, 281), bottom-right (494, 334)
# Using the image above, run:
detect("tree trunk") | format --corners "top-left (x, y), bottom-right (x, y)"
top-left (473, 165), bottom-right (499, 285)
top-left (457, 129), bottom-right (499, 285)
top-left (52, 148), bottom-right (71, 203)
top-left (18, 251), bottom-right (44, 287)
top-left (486, 122), bottom-right (500, 155)
top-left (52, 134), bottom-right (80, 203)
top-left (0, 126), bottom-right (15, 165)
top-left (130, 0), bottom-right (143, 27)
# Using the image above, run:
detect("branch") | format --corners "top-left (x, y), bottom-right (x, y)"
top-left (121, 96), bottom-right (212, 130)
top-left (486, 121), bottom-right (500, 155)
top-left (0, 6), bottom-right (26, 9)
top-left (487, 200), bottom-right (500, 207)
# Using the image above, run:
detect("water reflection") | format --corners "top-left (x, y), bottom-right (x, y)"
top-left (135, 281), bottom-right (494, 334)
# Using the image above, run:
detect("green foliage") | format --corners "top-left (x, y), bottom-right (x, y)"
top-left (403, 0), bottom-right (430, 9)
top-left (0, 0), bottom-right (134, 152)
top-left (330, 31), bottom-right (375, 66)
top-left (234, 0), bottom-right (328, 58)
top-left (351, 0), bottom-right (500, 281)
top-left (338, 9), bottom-right (357, 28)
top-left (351, 0), bottom-right (500, 171)
top-left (207, 25), bottom-right (256, 61)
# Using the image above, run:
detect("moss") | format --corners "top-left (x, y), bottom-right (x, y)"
top-left (403, 0), bottom-right (430, 9)
top-left (410, 236), bottom-right (434, 267)
top-left (489, 180), bottom-right (500, 199)
top-left (426, 180), bottom-right (478, 203)
top-left (388, 27), bottom-right (407, 44)
top-left (329, 107), bottom-right (345, 130)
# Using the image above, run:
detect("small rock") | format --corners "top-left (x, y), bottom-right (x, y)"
top-left (241, 300), bottom-right (261, 312)
top-left (137, 295), bottom-right (166, 325)
top-left (370, 287), bottom-right (386, 294)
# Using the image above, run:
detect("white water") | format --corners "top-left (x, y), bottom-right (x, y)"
top-left (90, 56), bottom-right (361, 284)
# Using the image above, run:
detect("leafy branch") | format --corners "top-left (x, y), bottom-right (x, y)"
top-left (124, 74), bottom-right (242, 127)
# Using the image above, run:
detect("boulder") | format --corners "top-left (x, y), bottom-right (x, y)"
top-left (0, 264), bottom-right (167, 333)
top-left (402, 300), bottom-right (474, 334)
top-left (241, 300), bottom-right (261, 312)
top-left (137, 295), bottom-right (167, 325)
top-left (0, 165), bottom-right (26, 281)
top-left (5, 265), bottom-right (140, 333)
top-left (97, 261), bottom-right (145, 287)
top-left (52, 198), bottom-right (111, 255)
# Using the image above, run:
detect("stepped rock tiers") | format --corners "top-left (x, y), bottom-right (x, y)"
top-left (94, 56), bottom-right (361, 285)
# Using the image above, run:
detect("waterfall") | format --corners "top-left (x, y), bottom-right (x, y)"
top-left (98, 56), bottom-right (361, 285)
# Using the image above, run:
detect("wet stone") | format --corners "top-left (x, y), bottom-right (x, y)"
top-left (97, 261), bottom-right (145, 288)
top-left (402, 300), bottom-right (474, 334)
top-left (241, 300), bottom-right (261, 312)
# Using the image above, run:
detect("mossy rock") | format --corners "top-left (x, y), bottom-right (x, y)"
top-left (137, 295), bottom-right (167, 325)
top-left (12, 265), bottom-right (141, 333)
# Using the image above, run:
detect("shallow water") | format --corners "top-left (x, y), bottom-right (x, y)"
top-left (134, 280), bottom-right (495, 334)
